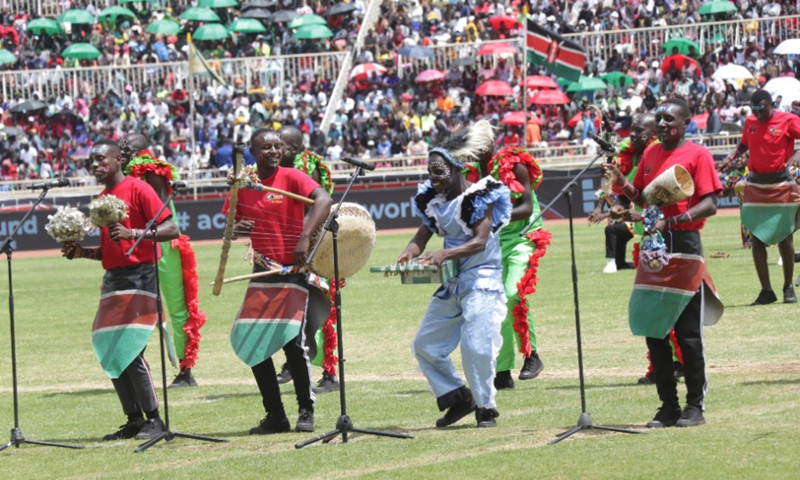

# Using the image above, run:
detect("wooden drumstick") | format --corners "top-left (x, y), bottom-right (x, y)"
top-left (209, 268), bottom-right (283, 286)
top-left (245, 183), bottom-right (315, 205)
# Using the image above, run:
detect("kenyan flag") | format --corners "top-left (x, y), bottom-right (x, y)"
top-left (526, 19), bottom-right (585, 83)
top-left (741, 182), bottom-right (800, 245)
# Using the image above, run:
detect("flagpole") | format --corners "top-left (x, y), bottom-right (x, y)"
top-left (188, 33), bottom-right (198, 200)
top-left (522, 16), bottom-right (528, 148)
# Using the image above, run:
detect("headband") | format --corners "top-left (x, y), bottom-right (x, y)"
top-left (429, 147), bottom-right (463, 169)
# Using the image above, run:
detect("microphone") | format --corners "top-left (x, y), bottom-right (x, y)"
top-left (168, 180), bottom-right (189, 191)
top-left (589, 134), bottom-right (618, 156)
top-left (26, 178), bottom-right (70, 190)
top-left (341, 156), bottom-right (376, 171)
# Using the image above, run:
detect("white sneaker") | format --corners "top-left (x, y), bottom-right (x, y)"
top-left (603, 259), bottom-right (617, 273)
top-left (778, 256), bottom-right (784, 266)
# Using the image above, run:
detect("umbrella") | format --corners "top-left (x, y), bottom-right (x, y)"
top-left (58, 9), bottom-right (95, 24)
top-left (288, 14), bottom-right (327, 29)
top-left (325, 2), bottom-right (357, 16)
top-left (501, 111), bottom-right (542, 126)
top-left (529, 90), bottom-right (570, 105)
top-left (600, 72), bottom-right (633, 88)
top-left (0, 49), bottom-right (16, 65)
top-left (475, 80), bottom-right (514, 96)
top-left (712, 63), bottom-right (753, 81)
top-left (62, 43), bottom-right (102, 60)
top-left (487, 15), bottom-right (520, 31)
top-left (698, 0), bottom-right (737, 16)
top-left (557, 78), bottom-right (573, 88)
top-left (398, 45), bottom-right (433, 58)
top-left (764, 77), bottom-right (800, 109)
top-left (661, 54), bottom-right (699, 73)
top-left (691, 112), bottom-right (708, 130)
top-left (662, 38), bottom-right (701, 57)
top-left (525, 76), bottom-right (558, 89)
top-left (426, 11), bottom-right (440, 21)
top-left (180, 7), bottom-right (221, 22)
top-left (567, 111), bottom-right (585, 128)
top-left (349, 62), bottom-right (386, 79)
top-left (0, 126), bottom-right (24, 136)
top-left (294, 24), bottom-right (333, 39)
top-left (415, 69), bottom-right (445, 83)
top-left (243, 0), bottom-right (277, 9)
top-left (452, 56), bottom-right (475, 67)
top-left (98, 6), bottom-right (137, 20)
top-left (477, 42), bottom-right (517, 56)
top-left (146, 19), bottom-right (182, 36)
top-left (49, 110), bottom-right (84, 125)
top-left (26, 18), bottom-right (62, 36)
top-left (228, 18), bottom-right (267, 34)
top-left (9, 100), bottom-right (47, 114)
top-left (241, 8), bottom-right (272, 19)
top-left (200, 0), bottom-right (239, 7)
top-left (270, 9), bottom-right (298, 23)
top-left (566, 76), bottom-right (608, 93)
top-left (193, 23), bottom-right (230, 41)
top-left (774, 39), bottom-right (800, 55)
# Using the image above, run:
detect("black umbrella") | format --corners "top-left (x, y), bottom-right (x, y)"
top-left (9, 100), bottom-right (47, 115)
top-left (49, 109), bottom-right (84, 125)
top-left (241, 7), bottom-right (272, 19)
top-left (325, 2), bottom-right (357, 16)
top-left (269, 9), bottom-right (297, 23)
top-left (242, 0), bottom-right (277, 10)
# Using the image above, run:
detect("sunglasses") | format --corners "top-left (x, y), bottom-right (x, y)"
top-left (751, 104), bottom-right (768, 111)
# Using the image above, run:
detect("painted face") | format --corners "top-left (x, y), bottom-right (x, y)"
top-left (427, 154), bottom-right (452, 194)
top-left (751, 99), bottom-right (772, 124)
top-left (281, 137), bottom-right (301, 166)
top-left (89, 144), bottom-right (120, 183)
top-left (654, 104), bottom-right (685, 144)
top-left (255, 132), bottom-right (283, 171)
top-left (630, 117), bottom-right (656, 152)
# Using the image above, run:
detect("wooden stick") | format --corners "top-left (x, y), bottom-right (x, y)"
top-left (246, 183), bottom-right (315, 205)
top-left (212, 145), bottom-right (245, 296)
top-left (209, 268), bottom-right (282, 286)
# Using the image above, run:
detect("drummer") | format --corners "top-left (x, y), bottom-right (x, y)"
top-left (398, 126), bottom-right (512, 429)
top-left (223, 128), bottom-right (333, 434)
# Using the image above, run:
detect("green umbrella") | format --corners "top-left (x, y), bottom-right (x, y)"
top-left (600, 71), bottom-right (633, 88)
top-left (698, 1), bottom-right (737, 16)
top-left (180, 7), bottom-right (221, 22)
top-left (62, 43), bottom-right (102, 60)
top-left (662, 38), bottom-right (701, 57)
top-left (27, 18), bottom-right (62, 35)
top-left (228, 18), bottom-right (267, 34)
top-left (58, 9), bottom-right (95, 24)
top-left (117, 0), bottom-right (151, 3)
top-left (556, 77), bottom-right (574, 87)
top-left (566, 75), bottom-right (608, 93)
top-left (200, 0), bottom-right (239, 7)
top-left (293, 24), bottom-right (333, 39)
top-left (99, 6), bottom-right (137, 20)
top-left (0, 49), bottom-right (17, 65)
top-left (193, 23), bottom-right (230, 41)
top-left (146, 19), bottom-right (182, 36)
top-left (288, 14), bottom-right (327, 29)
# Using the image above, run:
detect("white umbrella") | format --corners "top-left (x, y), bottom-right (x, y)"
top-left (763, 77), bottom-right (800, 110)
top-left (774, 39), bottom-right (800, 55)
top-left (349, 62), bottom-right (387, 79)
top-left (712, 63), bottom-right (754, 81)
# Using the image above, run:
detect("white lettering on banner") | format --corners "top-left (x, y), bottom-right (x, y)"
top-left (197, 213), bottom-right (228, 231)
top-left (0, 215), bottom-right (38, 237)
top-left (365, 200), bottom-right (413, 221)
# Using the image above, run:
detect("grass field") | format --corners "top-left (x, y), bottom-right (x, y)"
top-left (1, 214), bottom-right (799, 479)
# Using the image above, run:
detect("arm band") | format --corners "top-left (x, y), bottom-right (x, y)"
top-left (82, 248), bottom-right (102, 261)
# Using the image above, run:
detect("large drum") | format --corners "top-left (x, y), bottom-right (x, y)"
top-left (309, 202), bottom-right (376, 279)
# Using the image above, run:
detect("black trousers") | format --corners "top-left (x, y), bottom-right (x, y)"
top-left (251, 333), bottom-right (314, 416)
top-left (605, 222), bottom-right (633, 268)
top-left (111, 350), bottom-right (159, 418)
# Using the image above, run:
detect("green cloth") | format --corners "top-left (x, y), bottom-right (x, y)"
top-left (497, 238), bottom-right (537, 372)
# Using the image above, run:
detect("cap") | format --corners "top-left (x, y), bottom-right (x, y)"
top-left (651, 60), bottom-right (659, 68)
top-left (638, 61), bottom-right (646, 68)
top-left (579, 19), bottom-right (587, 25)
top-left (759, 75), bottom-right (766, 82)
top-left (610, 11), bottom-right (619, 18)
top-left (546, 15), bottom-right (556, 22)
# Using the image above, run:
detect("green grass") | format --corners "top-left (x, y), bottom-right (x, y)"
top-left (1, 214), bottom-right (799, 479)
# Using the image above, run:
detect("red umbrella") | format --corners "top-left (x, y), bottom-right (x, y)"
top-left (476, 80), bottom-right (514, 96)
top-left (502, 111), bottom-right (544, 126)
top-left (567, 111), bottom-right (584, 128)
top-left (349, 62), bottom-right (387, 79)
top-left (415, 69), bottom-right (445, 83)
top-left (529, 89), bottom-right (570, 105)
top-left (661, 54), bottom-right (700, 73)
top-left (487, 15), bottom-right (520, 31)
top-left (525, 75), bottom-right (558, 89)
top-left (474, 3), bottom-right (492, 14)
top-left (477, 42), bottom-right (517, 56)
top-left (691, 112), bottom-right (708, 130)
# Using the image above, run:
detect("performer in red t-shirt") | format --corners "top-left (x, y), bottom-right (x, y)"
top-left (223, 129), bottom-right (333, 435)
top-left (605, 98), bottom-right (724, 429)
top-left (724, 89), bottom-right (800, 305)
top-left (62, 139), bottom-right (180, 441)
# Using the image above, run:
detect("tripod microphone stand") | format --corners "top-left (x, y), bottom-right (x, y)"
top-left (127, 186), bottom-right (227, 453)
top-left (0, 185), bottom-right (84, 452)
top-left (296, 165), bottom-right (414, 449)
top-left (520, 147), bottom-right (643, 445)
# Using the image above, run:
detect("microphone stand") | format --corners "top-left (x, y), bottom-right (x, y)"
top-left (0, 187), bottom-right (84, 452)
top-left (520, 146), bottom-right (644, 445)
top-left (296, 165), bottom-right (414, 449)
top-left (126, 187), bottom-right (227, 453)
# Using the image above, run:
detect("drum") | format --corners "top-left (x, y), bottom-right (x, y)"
top-left (370, 259), bottom-right (459, 285)
top-left (309, 202), bottom-right (376, 279)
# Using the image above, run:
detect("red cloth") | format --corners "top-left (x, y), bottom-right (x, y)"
top-left (99, 176), bottom-right (172, 270)
top-left (633, 142), bottom-right (722, 231)
top-left (741, 111), bottom-right (800, 173)
top-left (222, 166), bottom-right (320, 266)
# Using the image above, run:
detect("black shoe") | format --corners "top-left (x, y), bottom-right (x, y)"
top-left (312, 372), bottom-right (340, 394)
top-left (475, 408), bottom-right (499, 428)
top-left (169, 369), bottom-right (197, 388)
top-left (134, 418), bottom-right (166, 440)
top-left (276, 363), bottom-right (292, 385)
top-left (784, 285), bottom-right (797, 304)
top-left (637, 375), bottom-right (654, 385)
top-left (249, 412), bottom-right (291, 435)
top-left (751, 289), bottom-right (778, 306)
top-left (296, 409), bottom-right (315, 432)
top-left (493, 370), bottom-right (515, 390)
top-left (519, 354), bottom-right (544, 380)
top-left (103, 417), bottom-right (145, 441)
top-left (645, 404), bottom-right (682, 428)
top-left (436, 398), bottom-right (477, 428)
top-left (675, 404), bottom-right (706, 427)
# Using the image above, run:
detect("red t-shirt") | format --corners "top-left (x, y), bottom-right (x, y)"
top-left (99, 176), bottom-right (173, 270)
top-left (742, 111), bottom-right (800, 173)
top-left (634, 141), bottom-right (723, 231)
top-left (222, 167), bottom-right (321, 266)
